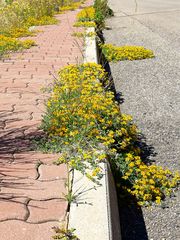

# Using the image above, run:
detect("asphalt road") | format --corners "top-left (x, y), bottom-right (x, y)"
top-left (103, 0), bottom-right (180, 239)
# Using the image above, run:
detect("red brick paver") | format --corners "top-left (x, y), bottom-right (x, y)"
top-left (0, 8), bottom-right (84, 240)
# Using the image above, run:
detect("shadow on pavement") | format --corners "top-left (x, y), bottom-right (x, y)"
top-left (137, 134), bottom-right (157, 165)
top-left (118, 135), bottom-right (156, 240)
top-left (101, 56), bottom-right (125, 105)
top-left (0, 112), bottom-right (43, 157)
top-left (118, 195), bottom-right (148, 240)
top-left (111, 135), bottom-right (155, 240)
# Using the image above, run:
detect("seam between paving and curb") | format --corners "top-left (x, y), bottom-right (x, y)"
top-left (68, 27), bottom-right (121, 240)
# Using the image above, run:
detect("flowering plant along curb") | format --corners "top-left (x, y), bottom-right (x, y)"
top-left (38, 62), bottom-right (179, 206)
top-left (101, 43), bottom-right (154, 62)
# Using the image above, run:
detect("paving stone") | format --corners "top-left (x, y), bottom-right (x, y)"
top-left (0, 197), bottom-right (28, 221)
top-left (0, 220), bottom-right (59, 240)
top-left (27, 199), bottom-right (67, 223)
top-left (2, 82), bottom-right (27, 89)
top-left (0, 104), bottom-right (14, 111)
top-left (0, 163), bottom-right (38, 180)
top-left (0, 154), bottom-right (14, 164)
top-left (13, 152), bottom-right (59, 165)
top-left (0, 111), bottom-right (32, 122)
top-left (0, 120), bottom-right (5, 129)
top-left (1, 178), bottom-right (66, 200)
top-left (0, 128), bottom-right (25, 140)
top-left (39, 164), bottom-right (67, 181)
top-left (23, 126), bottom-right (43, 138)
top-left (11, 111), bottom-right (32, 120)
top-left (19, 94), bottom-right (43, 102)
top-left (14, 105), bottom-right (44, 114)
top-left (5, 119), bottom-right (41, 130)
top-left (7, 88), bottom-right (37, 94)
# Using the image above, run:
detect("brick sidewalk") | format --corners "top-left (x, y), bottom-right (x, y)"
top-left (0, 9), bottom-right (83, 240)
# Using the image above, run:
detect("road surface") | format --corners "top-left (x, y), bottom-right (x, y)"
top-left (103, 0), bottom-right (180, 239)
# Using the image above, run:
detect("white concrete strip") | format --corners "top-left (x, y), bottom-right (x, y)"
top-left (83, 27), bottom-right (98, 63)
top-left (69, 163), bottom-right (110, 240)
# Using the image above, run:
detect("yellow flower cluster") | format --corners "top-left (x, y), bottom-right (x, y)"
top-left (43, 63), bottom-right (117, 140)
top-left (59, 2), bottom-right (81, 12)
top-left (101, 43), bottom-right (154, 62)
top-left (41, 62), bottom-right (179, 205)
top-left (7, 27), bottom-right (34, 38)
top-left (56, 148), bottom-right (104, 180)
top-left (76, 6), bottom-right (95, 22)
top-left (74, 6), bottom-right (96, 28)
top-left (0, 35), bottom-right (36, 56)
top-left (26, 16), bottom-right (58, 27)
top-left (72, 31), bottom-right (96, 38)
top-left (120, 152), bottom-right (180, 205)
top-left (74, 21), bottom-right (96, 28)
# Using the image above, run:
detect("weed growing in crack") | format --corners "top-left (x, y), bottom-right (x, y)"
top-left (53, 226), bottom-right (79, 240)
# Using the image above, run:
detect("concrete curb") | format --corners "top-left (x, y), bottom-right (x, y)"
top-left (68, 27), bottom-right (121, 240)
top-left (84, 27), bottom-right (98, 63)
